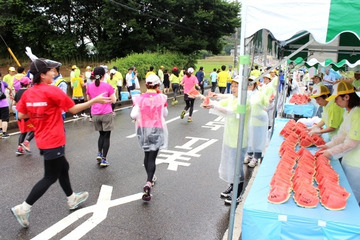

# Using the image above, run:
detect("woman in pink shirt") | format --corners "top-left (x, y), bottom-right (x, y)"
top-left (130, 74), bottom-right (168, 201)
top-left (180, 67), bottom-right (200, 122)
top-left (86, 67), bottom-right (116, 167)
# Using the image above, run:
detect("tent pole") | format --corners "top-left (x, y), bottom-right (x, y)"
top-left (227, 0), bottom-right (249, 239)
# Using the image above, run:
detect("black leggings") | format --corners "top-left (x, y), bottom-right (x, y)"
top-left (25, 156), bottom-right (72, 205)
top-left (184, 95), bottom-right (195, 117)
top-left (74, 99), bottom-right (85, 114)
top-left (144, 150), bottom-right (159, 182)
top-left (98, 131), bottom-right (111, 158)
top-left (18, 131), bottom-right (34, 145)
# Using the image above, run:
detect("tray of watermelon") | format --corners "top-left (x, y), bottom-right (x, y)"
top-left (268, 119), bottom-right (350, 210)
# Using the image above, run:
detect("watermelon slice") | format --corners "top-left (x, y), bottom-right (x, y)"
top-left (187, 87), bottom-right (200, 98)
top-left (320, 194), bottom-right (347, 211)
top-left (293, 189), bottom-right (319, 208)
top-left (268, 187), bottom-right (291, 204)
top-left (201, 96), bottom-right (210, 107)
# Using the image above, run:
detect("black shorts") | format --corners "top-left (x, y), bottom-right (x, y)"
top-left (0, 106), bottom-right (9, 122)
top-left (40, 145), bottom-right (65, 160)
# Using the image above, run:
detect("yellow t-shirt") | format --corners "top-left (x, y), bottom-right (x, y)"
top-left (71, 77), bottom-right (84, 97)
top-left (339, 107), bottom-right (360, 167)
top-left (170, 74), bottom-right (180, 84)
top-left (322, 100), bottom-right (344, 139)
top-left (145, 71), bottom-right (156, 79)
top-left (3, 74), bottom-right (14, 89)
top-left (217, 71), bottom-right (229, 87)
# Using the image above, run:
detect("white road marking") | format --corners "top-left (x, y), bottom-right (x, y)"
top-left (126, 110), bottom-right (198, 138)
top-left (156, 138), bottom-right (218, 171)
top-left (31, 185), bottom-right (143, 240)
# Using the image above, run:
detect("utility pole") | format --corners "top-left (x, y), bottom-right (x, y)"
top-left (234, 27), bottom-right (239, 68)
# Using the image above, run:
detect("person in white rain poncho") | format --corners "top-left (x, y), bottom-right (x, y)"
top-left (260, 73), bottom-right (276, 130)
top-left (130, 74), bottom-right (168, 201)
top-left (245, 76), bottom-right (272, 168)
top-left (205, 76), bottom-right (250, 205)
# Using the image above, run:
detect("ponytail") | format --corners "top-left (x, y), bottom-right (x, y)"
top-left (95, 74), bottom-right (103, 87)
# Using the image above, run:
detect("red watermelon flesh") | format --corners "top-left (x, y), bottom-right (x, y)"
top-left (321, 194), bottom-right (347, 211)
top-left (268, 187), bottom-right (291, 204)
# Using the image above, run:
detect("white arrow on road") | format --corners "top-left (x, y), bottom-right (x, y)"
top-left (31, 185), bottom-right (143, 240)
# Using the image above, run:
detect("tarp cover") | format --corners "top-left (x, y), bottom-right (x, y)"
top-left (244, 0), bottom-right (360, 44)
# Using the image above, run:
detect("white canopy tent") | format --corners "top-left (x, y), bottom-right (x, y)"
top-left (227, 1), bottom-right (360, 239)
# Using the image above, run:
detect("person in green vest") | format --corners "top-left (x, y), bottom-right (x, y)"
top-left (205, 76), bottom-right (251, 205)
top-left (308, 84), bottom-right (344, 140)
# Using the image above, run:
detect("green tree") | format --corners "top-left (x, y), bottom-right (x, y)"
top-left (0, 0), bottom-right (240, 62)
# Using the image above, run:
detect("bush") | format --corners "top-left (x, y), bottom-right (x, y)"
top-left (110, 52), bottom-right (198, 80)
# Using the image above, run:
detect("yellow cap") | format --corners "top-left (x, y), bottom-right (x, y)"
top-left (9, 67), bottom-right (16, 72)
top-left (86, 66), bottom-right (91, 70)
top-left (309, 85), bottom-right (330, 98)
top-left (326, 81), bottom-right (355, 101)
top-left (72, 65), bottom-right (77, 70)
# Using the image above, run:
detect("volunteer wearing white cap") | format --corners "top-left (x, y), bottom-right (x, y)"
top-left (308, 85), bottom-right (344, 140)
top-left (245, 76), bottom-right (271, 168)
top-left (205, 76), bottom-right (250, 205)
top-left (319, 81), bottom-right (360, 203)
top-left (130, 74), bottom-right (168, 201)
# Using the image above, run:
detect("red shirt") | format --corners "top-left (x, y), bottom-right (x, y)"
top-left (17, 83), bottom-right (75, 149)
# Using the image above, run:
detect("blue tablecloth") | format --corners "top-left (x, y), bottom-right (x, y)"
top-left (242, 118), bottom-right (360, 240)
top-left (284, 102), bottom-right (316, 117)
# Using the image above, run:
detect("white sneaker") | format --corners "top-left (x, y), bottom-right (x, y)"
top-left (73, 114), bottom-right (79, 118)
top-left (248, 158), bottom-right (258, 168)
top-left (81, 113), bottom-right (88, 117)
top-left (244, 155), bottom-right (253, 164)
top-left (68, 192), bottom-right (89, 210)
top-left (11, 204), bottom-right (30, 228)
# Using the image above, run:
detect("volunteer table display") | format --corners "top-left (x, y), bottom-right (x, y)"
top-left (242, 118), bottom-right (360, 240)
top-left (284, 93), bottom-right (316, 117)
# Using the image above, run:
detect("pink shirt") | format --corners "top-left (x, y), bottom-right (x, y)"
top-left (133, 92), bottom-right (167, 128)
top-left (181, 75), bottom-right (198, 94)
top-left (86, 81), bottom-right (114, 115)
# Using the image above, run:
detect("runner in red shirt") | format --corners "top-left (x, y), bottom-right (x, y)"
top-left (11, 58), bottom-right (111, 228)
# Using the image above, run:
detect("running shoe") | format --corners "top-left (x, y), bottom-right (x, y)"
top-left (16, 146), bottom-right (25, 155)
top-left (100, 158), bottom-right (110, 167)
top-left (96, 153), bottom-right (102, 164)
top-left (81, 113), bottom-right (88, 117)
top-left (243, 155), bottom-right (253, 164)
top-left (89, 117), bottom-right (93, 122)
top-left (142, 183), bottom-right (152, 201)
top-left (224, 196), bottom-right (243, 205)
top-left (180, 110), bottom-right (186, 119)
top-left (152, 175), bottom-right (157, 186)
top-left (73, 114), bottom-right (79, 119)
top-left (220, 184), bottom-right (233, 198)
top-left (21, 140), bottom-right (31, 153)
top-left (2, 133), bottom-right (10, 139)
top-left (248, 158), bottom-right (258, 168)
top-left (187, 117), bottom-right (193, 122)
top-left (11, 204), bottom-right (30, 228)
top-left (68, 192), bottom-right (89, 210)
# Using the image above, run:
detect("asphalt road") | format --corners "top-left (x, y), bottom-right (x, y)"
top-left (0, 95), bottom-right (245, 240)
